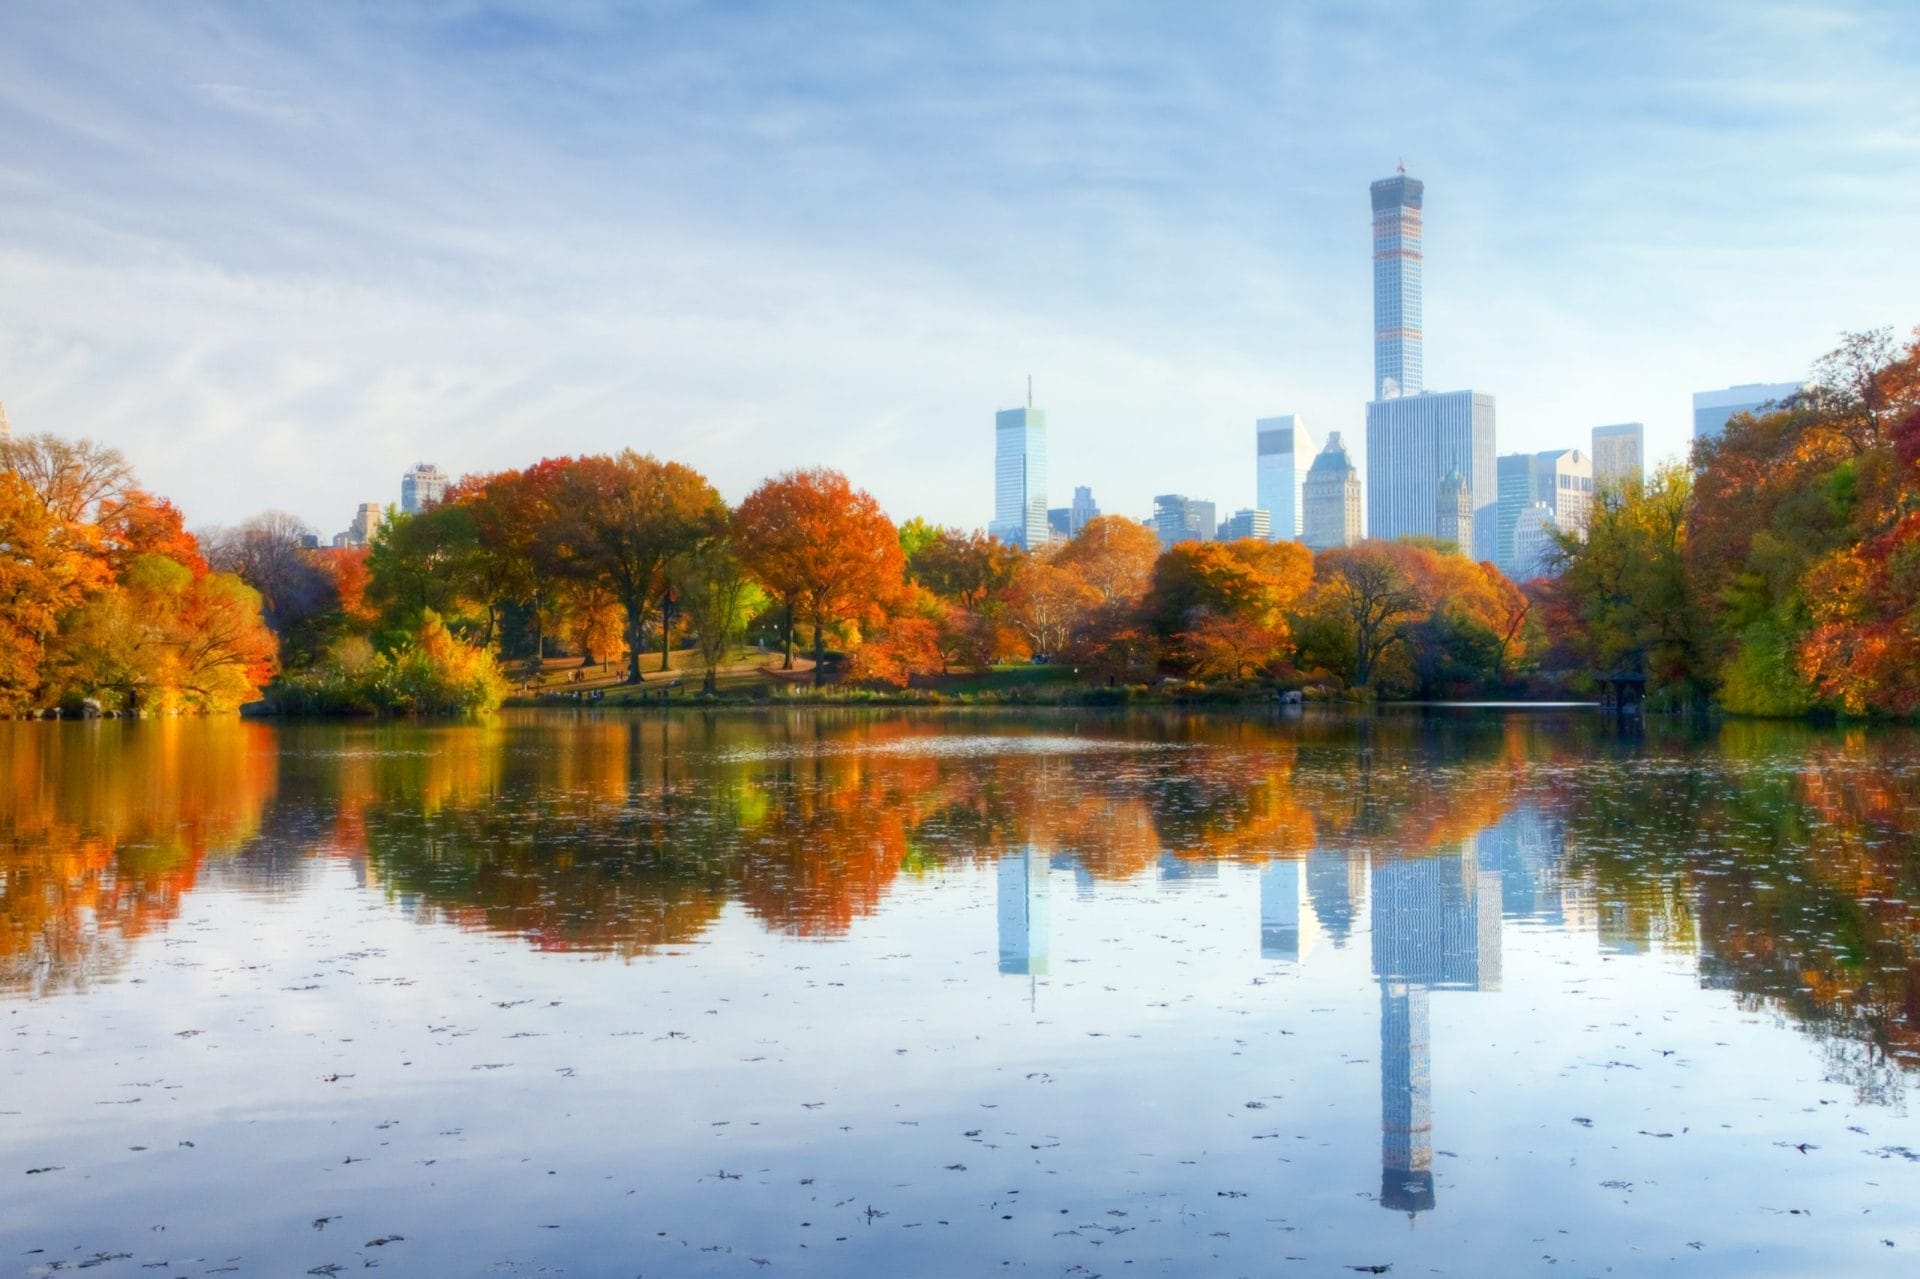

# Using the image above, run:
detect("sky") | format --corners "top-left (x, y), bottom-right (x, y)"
top-left (1, 0), bottom-right (1916, 537)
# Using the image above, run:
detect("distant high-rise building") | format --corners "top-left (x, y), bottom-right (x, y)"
top-left (1589, 423), bottom-right (1644, 490)
top-left (0, 401), bottom-right (12, 443)
top-left (1152, 494), bottom-right (1215, 550)
top-left (1510, 502), bottom-right (1559, 579)
top-left (1692, 382), bottom-right (1803, 445)
top-left (1366, 391), bottom-right (1496, 557)
top-left (1363, 170), bottom-right (1496, 558)
top-left (991, 401), bottom-right (1048, 550)
top-left (1256, 415), bottom-right (1316, 540)
top-left (1495, 454), bottom-right (1533, 574)
top-left (1069, 485), bottom-right (1100, 537)
top-left (1371, 169), bottom-right (1424, 401)
top-left (1219, 508), bottom-right (1271, 541)
top-left (1435, 465), bottom-right (1473, 554)
top-left (334, 502), bottom-right (383, 549)
top-left (400, 462), bottom-right (449, 514)
top-left (1494, 449), bottom-right (1592, 575)
top-left (1303, 432), bottom-right (1363, 550)
top-left (1047, 508), bottom-right (1071, 542)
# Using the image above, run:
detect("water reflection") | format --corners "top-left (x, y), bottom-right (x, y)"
top-left (0, 719), bottom-right (277, 995)
top-left (4, 710), bottom-right (1919, 1108)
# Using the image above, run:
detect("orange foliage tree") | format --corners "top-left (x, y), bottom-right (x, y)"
top-left (734, 468), bottom-right (906, 684)
top-left (561, 452), bottom-right (727, 684)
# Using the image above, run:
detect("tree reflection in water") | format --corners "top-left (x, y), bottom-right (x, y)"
top-left (3, 711), bottom-right (1917, 1110)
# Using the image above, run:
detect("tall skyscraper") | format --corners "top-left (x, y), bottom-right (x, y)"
top-left (1256, 415), bottom-right (1316, 540)
top-left (1152, 494), bottom-right (1215, 549)
top-left (1303, 432), bottom-right (1363, 550)
top-left (1692, 382), bottom-right (1803, 445)
top-left (401, 462), bottom-right (449, 514)
top-left (1589, 422), bottom-right (1644, 490)
top-left (1371, 169), bottom-right (1424, 401)
top-left (991, 401), bottom-right (1048, 550)
top-left (1364, 169), bottom-right (1496, 558)
top-left (1366, 391), bottom-right (1497, 557)
top-left (0, 401), bottom-right (12, 443)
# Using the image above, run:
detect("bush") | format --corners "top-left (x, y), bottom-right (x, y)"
top-left (271, 611), bottom-right (507, 716)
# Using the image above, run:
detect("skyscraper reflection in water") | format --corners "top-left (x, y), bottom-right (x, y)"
top-left (997, 847), bottom-right (1050, 977)
top-left (1260, 860), bottom-right (1313, 962)
top-left (1369, 839), bottom-right (1502, 1214)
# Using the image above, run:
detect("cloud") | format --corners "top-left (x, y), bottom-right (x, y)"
top-left (194, 82), bottom-right (313, 127)
top-left (0, 0), bottom-right (1915, 535)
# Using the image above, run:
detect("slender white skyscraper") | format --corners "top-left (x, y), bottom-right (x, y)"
top-left (990, 390), bottom-right (1048, 549)
top-left (1371, 169), bottom-right (1424, 401)
top-left (1364, 169), bottom-right (1496, 556)
top-left (1256, 415), bottom-right (1316, 540)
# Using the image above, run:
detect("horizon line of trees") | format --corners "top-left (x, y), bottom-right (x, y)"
top-left (6, 324), bottom-right (1916, 717)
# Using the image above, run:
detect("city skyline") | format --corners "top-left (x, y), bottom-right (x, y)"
top-left (0, 2), bottom-right (1914, 537)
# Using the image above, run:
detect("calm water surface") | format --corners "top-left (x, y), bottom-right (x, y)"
top-left (3, 710), bottom-right (1919, 1276)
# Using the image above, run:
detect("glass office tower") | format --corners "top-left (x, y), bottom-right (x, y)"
top-left (990, 406), bottom-right (1048, 549)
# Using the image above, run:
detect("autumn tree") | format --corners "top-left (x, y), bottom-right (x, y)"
top-left (1053, 515), bottom-right (1160, 605)
top-left (0, 471), bottom-right (109, 712)
top-left (60, 556), bottom-right (278, 713)
top-left (1147, 538), bottom-right (1313, 681)
top-left (1003, 557), bottom-right (1099, 659)
top-left (734, 468), bottom-right (906, 684)
top-left (1305, 543), bottom-right (1425, 689)
top-left (0, 433), bottom-right (134, 524)
top-left (561, 452), bottom-right (727, 685)
top-left (1555, 462), bottom-right (1709, 706)
top-left (909, 528), bottom-right (1020, 610)
top-left (459, 459), bottom-right (573, 662)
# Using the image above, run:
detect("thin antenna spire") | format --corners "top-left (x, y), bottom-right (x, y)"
top-left (1397, 156), bottom-right (1405, 175)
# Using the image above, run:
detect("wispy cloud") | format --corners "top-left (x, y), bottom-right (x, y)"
top-left (194, 82), bottom-right (313, 127)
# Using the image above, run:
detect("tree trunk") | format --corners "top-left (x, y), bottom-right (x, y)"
top-left (813, 612), bottom-right (827, 687)
top-left (660, 596), bottom-right (672, 673)
top-left (624, 597), bottom-right (644, 685)
top-left (782, 600), bottom-right (795, 671)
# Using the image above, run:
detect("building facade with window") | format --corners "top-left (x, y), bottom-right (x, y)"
top-left (1256, 414), bottom-right (1316, 540)
top-left (990, 406), bottom-right (1048, 549)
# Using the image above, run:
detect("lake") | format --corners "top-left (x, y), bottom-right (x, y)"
top-left (3, 709), bottom-right (1918, 1276)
